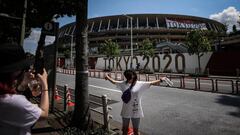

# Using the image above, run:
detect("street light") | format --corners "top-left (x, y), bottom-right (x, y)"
top-left (64, 33), bottom-right (74, 68)
top-left (123, 14), bottom-right (133, 69)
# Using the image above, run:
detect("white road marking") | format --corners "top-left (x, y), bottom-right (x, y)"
top-left (89, 85), bottom-right (121, 93)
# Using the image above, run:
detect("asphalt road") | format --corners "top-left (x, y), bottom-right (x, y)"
top-left (56, 73), bottom-right (240, 135)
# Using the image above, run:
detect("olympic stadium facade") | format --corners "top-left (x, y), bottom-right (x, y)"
top-left (58, 14), bottom-right (225, 56)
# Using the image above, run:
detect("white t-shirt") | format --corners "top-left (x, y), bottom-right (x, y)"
top-left (116, 81), bottom-right (151, 118)
top-left (0, 94), bottom-right (42, 135)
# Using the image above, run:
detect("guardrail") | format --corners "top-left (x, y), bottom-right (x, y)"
top-left (215, 79), bottom-right (234, 93)
top-left (57, 68), bottom-right (240, 95)
top-left (55, 84), bottom-right (113, 132)
top-left (198, 77), bottom-right (215, 92)
top-left (236, 80), bottom-right (240, 94)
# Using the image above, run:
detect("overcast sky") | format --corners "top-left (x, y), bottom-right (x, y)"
top-left (24, 0), bottom-right (240, 54)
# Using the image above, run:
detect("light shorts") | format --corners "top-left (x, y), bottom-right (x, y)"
top-left (122, 117), bottom-right (140, 129)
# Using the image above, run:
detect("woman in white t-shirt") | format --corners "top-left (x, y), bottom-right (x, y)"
top-left (105, 70), bottom-right (166, 135)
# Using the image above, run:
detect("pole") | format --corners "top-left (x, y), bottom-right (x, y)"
top-left (70, 35), bottom-right (73, 68)
top-left (130, 17), bottom-right (133, 69)
top-left (50, 22), bottom-right (59, 112)
top-left (20, 0), bottom-right (27, 46)
top-left (123, 15), bottom-right (134, 69)
top-left (65, 34), bottom-right (74, 68)
top-left (64, 84), bottom-right (68, 112)
top-left (102, 95), bottom-right (110, 132)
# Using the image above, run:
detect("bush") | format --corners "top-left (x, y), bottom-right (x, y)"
top-left (63, 127), bottom-right (109, 135)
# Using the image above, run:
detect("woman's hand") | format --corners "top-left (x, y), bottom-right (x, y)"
top-left (105, 74), bottom-right (117, 84)
top-left (38, 68), bottom-right (49, 118)
top-left (105, 74), bottom-right (110, 80)
top-left (24, 70), bottom-right (34, 85)
top-left (17, 70), bottom-right (35, 91)
top-left (160, 77), bottom-right (166, 82)
top-left (37, 68), bottom-right (48, 91)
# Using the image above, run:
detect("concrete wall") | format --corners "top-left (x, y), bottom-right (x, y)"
top-left (95, 52), bottom-right (213, 74)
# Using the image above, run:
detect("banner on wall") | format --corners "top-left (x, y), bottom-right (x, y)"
top-left (165, 18), bottom-right (207, 30)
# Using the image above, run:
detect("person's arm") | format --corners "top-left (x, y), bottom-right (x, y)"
top-left (37, 68), bottom-right (49, 118)
top-left (105, 74), bottom-right (118, 84)
top-left (150, 77), bottom-right (166, 85)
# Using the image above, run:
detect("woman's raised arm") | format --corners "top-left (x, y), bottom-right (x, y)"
top-left (105, 74), bottom-right (118, 84)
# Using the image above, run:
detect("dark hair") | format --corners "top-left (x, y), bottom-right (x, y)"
top-left (0, 42), bottom-right (29, 95)
top-left (0, 42), bottom-right (33, 73)
top-left (121, 70), bottom-right (138, 103)
top-left (124, 70), bottom-right (137, 88)
top-left (0, 72), bottom-right (19, 95)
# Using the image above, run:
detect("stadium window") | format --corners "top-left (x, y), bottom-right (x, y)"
top-left (88, 22), bottom-right (93, 31)
top-left (92, 21), bottom-right (100, 32)
top-left (110, 19), bottom-right (117, 30)
top-left (138, 17), bottom-right (146, 28)
top-left (148, 17), bottom-right (156, 28)
top-left (158, 18), bottom-right (166, 28)
top-left (101, 24), bottom-right (108, 31)
top-left (122, 18), bottom-right (127, 29)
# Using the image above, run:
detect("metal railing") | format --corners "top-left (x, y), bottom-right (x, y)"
top-left (215, 79), bottom-right (234, 93)
top-left (55, 84), bottom-right (113, 132)
top-left (57, 68), bottom-right (240, 95)
top-left (198, 77), bottom-right (215, 92)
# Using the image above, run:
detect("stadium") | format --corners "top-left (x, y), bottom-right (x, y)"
top-left (59, 14), bottom-right (225, 55)
top-left (57, 14), bottom-right (240, 75)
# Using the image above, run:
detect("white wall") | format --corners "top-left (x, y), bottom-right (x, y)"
top-left (95, 52), bottom-right (213, 74)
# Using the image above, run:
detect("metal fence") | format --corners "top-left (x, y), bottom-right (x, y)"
top-left (55, 84), bottom-right (113, 132)
top-left (57, 68), bottom-right (240, 95)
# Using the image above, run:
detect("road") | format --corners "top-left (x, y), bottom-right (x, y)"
top-left (56, 73), bottom-right (240, 135)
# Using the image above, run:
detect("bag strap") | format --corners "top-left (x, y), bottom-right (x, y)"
top-left (125, 81), bottom-right (135, 92)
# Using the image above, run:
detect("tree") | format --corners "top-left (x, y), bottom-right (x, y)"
top-left (70, 0), bottom-right (90, 131)
top-left (139, 38), bottom-right (155, 57)
top-left (0, 0), bottom-right (77, 44)
top-left (100, 39), bottom-right (120, 70)
top-left (238, 16), bottom-right (240, 26)
top-left (223, 23), bottom-right (228, 34)
top-left (185, 30), bottom-right (211, 74)
top-left (232, 25), bottom-right (237, 33)
top-left (63, 49), bottom-right (70, 58)
top-left (205, 30), bottom-right (220, 46)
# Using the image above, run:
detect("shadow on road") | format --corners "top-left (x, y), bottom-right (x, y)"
top-left (215, 95), bottom-right (240, 118)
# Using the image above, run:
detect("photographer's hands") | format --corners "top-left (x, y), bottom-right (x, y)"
top-left (37, 68), bottom-right (48, 91)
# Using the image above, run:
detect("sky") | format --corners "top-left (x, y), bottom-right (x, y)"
top-left (24, 0), bottom-right (240, 54)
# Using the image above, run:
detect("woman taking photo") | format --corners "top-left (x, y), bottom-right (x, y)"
top-left (0, 43), bottom-right (49, 135)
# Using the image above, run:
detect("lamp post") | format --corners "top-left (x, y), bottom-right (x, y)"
top-left (123, 14), bottom-right (133, 69)
top-left (64, 34), bottom-right (74, 68)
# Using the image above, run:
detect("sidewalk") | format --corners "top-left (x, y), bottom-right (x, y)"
top-left (31, 97), bottom-right (150, 135)
top-left (31, 99), bottom-right (123, 135)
